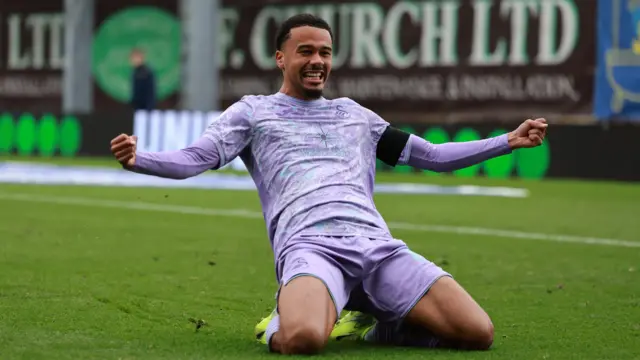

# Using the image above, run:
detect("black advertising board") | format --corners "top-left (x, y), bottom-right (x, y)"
top-left (1, 0), bottom-right (597, 118)
top-left (383, 121), bottom-right (640, 182)
top-left (0, 1), bottom-right (64, 113)
top-left (1, 109), bottom-right (637, 182)
top-left (0, 111), bottom-right (131, 158)
top-left (217, 0), bottom-right (596, 116)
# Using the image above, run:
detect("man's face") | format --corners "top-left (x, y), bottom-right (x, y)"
top-left (130, 52), bottom-right (144, 67)
top-left (276, 26), bottom-right (332, 99)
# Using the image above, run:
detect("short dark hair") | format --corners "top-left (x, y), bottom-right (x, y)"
top-left (274, 14), bottom-right (333, 51)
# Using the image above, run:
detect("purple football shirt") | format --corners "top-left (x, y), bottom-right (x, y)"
top-left (130, 92), bottom-right (512, 260)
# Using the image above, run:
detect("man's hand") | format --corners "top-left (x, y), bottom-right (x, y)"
top-left (508, 118), bottom-right (548, 149)
top-left (110, 134), bottom-right (138, 168)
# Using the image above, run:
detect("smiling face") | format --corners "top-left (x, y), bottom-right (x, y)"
top-left (276, 26), bottom-right (333, 100)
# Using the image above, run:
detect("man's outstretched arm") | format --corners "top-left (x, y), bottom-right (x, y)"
top-left (123, 136), bottom-right (222, 179)
top-left (404, 133), bottom-right (512, 172)
top-left (377, 118), bottom-right (548, 171)
top-left (110, 98), bottom-right (255, 179)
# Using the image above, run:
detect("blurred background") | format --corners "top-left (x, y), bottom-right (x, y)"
top-left (0, 0), bottom-right (637, 181)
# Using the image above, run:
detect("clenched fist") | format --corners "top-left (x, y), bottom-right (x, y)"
top-left (508, 118), bottom-right (548, 149)
top-left (110, 134), bottom-right (138, 168)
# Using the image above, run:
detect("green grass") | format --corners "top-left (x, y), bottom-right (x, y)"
top-left (0, 156), bottom-right (639, 359)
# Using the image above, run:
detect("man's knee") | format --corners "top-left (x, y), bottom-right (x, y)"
top-left (279, 323), bottom-right (327, 354)
top-left (406, 276), bottom-right (495, 350)
top-left (467, 319), bottom-right (494, 350)
top-left (274, 274), bottom-right (338, 354)
top-left (453, 306), bottom-right (494, 350)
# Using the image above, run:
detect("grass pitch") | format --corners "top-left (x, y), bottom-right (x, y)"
top-left (0, 156), bottom-right (638, 359)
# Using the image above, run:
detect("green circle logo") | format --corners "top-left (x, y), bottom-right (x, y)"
top-left (60, 116), bottom-right (81, 157)
top-left (92, 6), bottom-right (181, 102)
top-left (16, 114), bottom-right (37, 156)
top-left (38, 114), bottom-right (58, 157)
top-left (0, 113), bottom-right (14, 153)
top-left (516, 140), bottom-right (550, 180)
top-left (0, 114), bottom-right (81, 157)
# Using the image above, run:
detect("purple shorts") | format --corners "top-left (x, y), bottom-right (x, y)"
top-left (275, 235), bottom-right (452, 323)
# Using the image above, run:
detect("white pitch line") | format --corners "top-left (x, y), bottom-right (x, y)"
top-left (1, 192), bottom-right (638, 248)
top-left (386, 222), bottom-right (640, 248)
top-left (0, 193), bottom-right (265, 219)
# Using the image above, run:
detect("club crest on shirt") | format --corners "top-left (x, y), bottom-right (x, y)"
top-left (335, 105), bottom-right (351, 119)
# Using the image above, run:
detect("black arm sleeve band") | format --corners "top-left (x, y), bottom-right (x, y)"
top-left (376, 126), bottom-right (411, 167)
